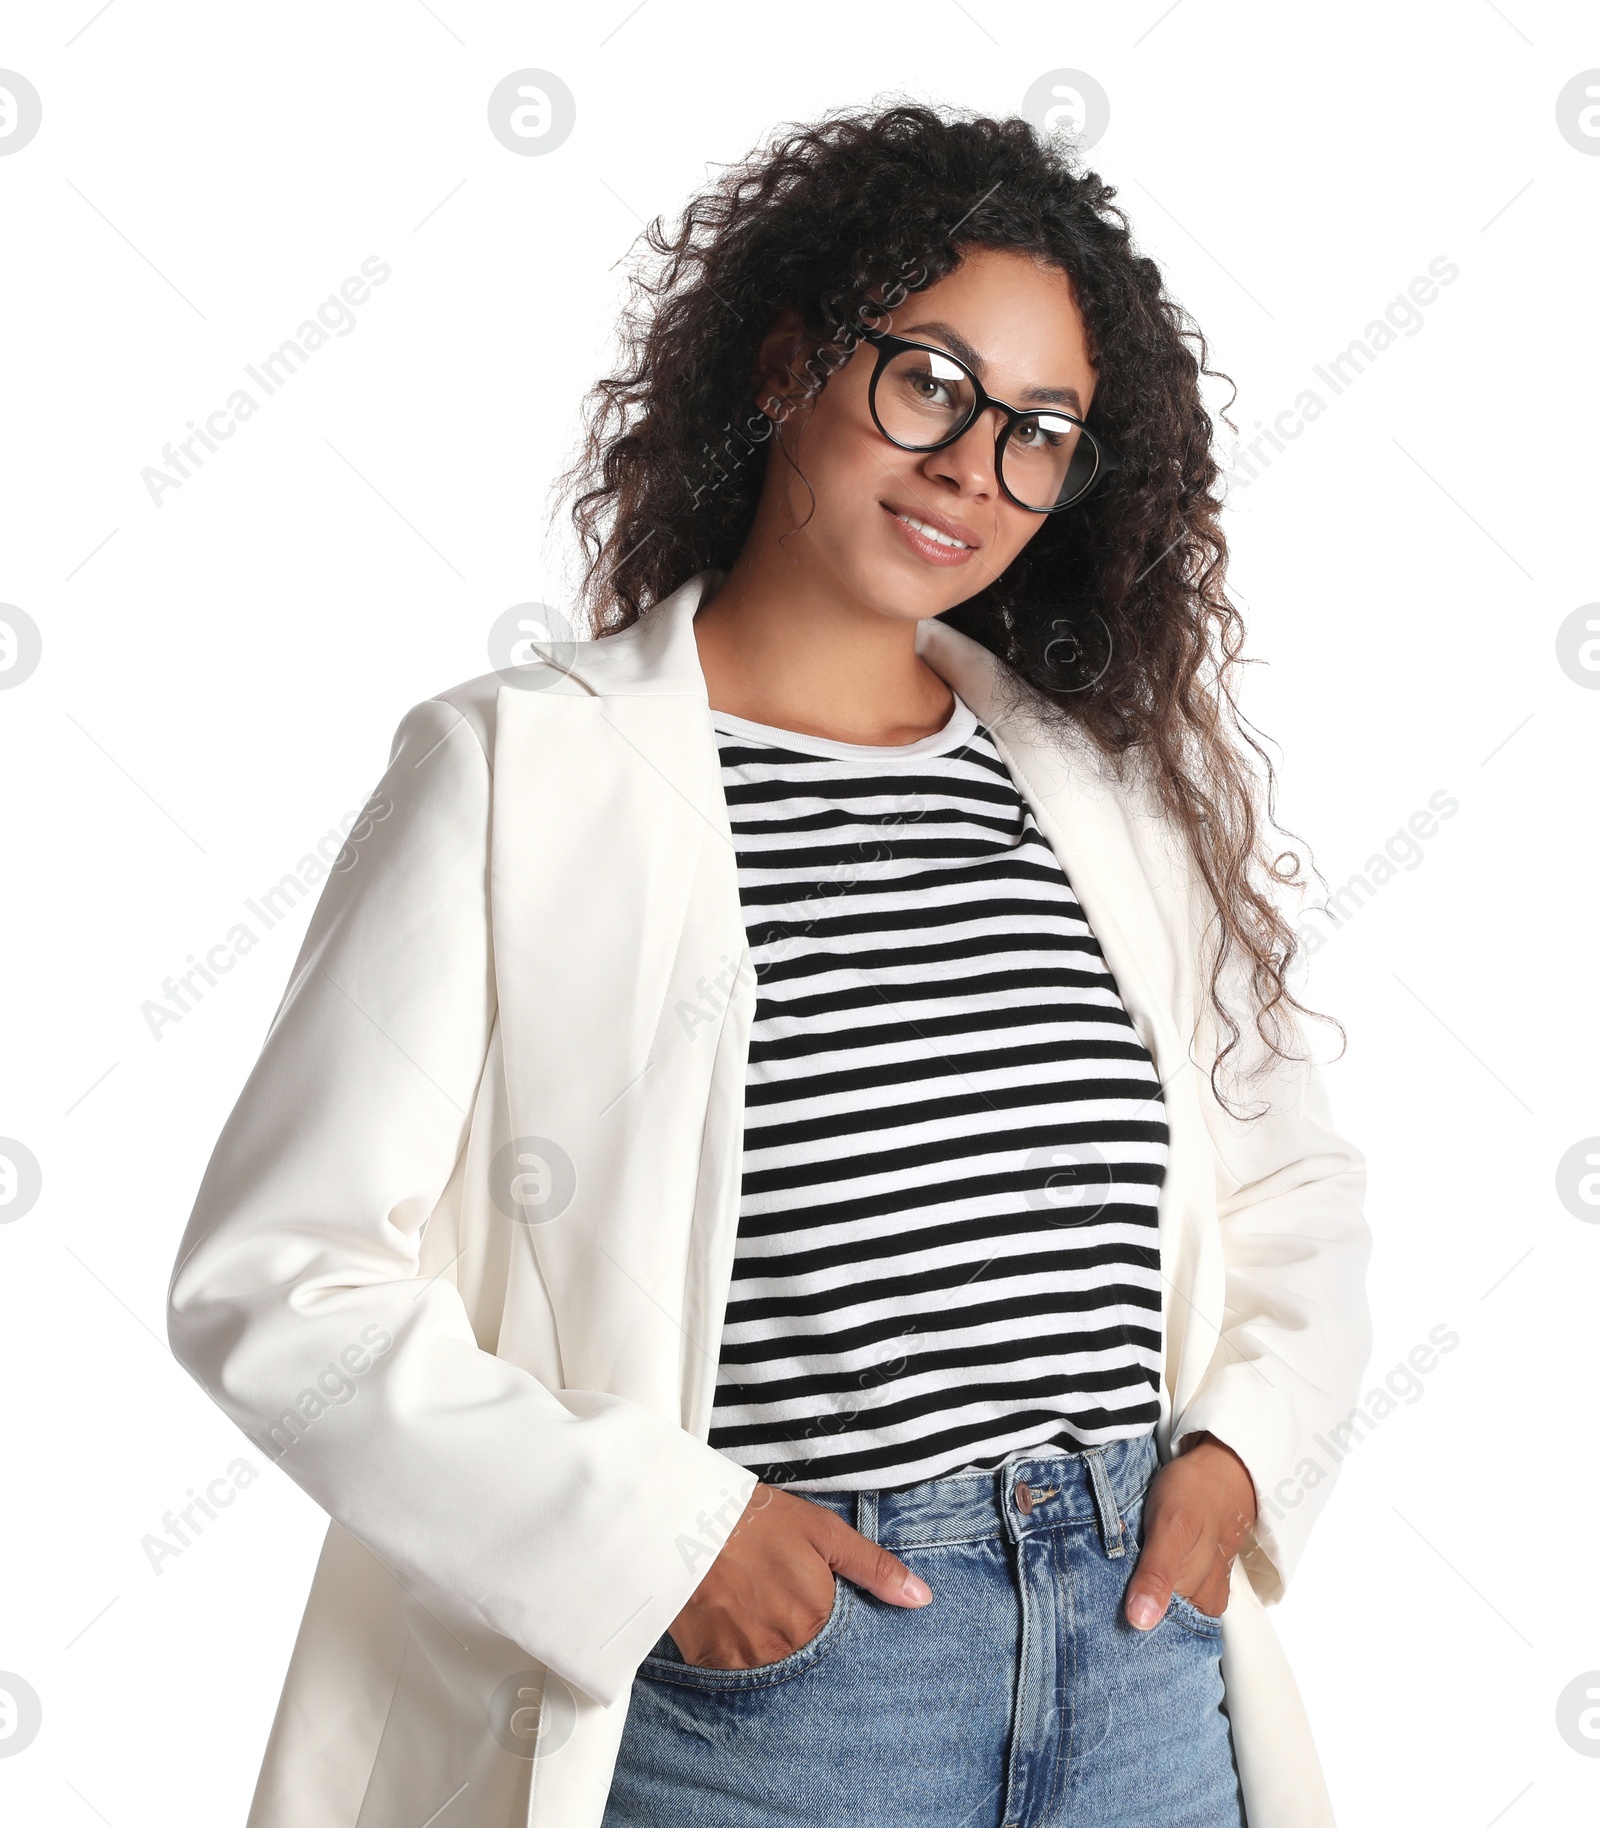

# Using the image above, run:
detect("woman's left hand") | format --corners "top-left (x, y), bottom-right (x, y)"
top-left (1124, 1432), bottom-right (1258, 1629)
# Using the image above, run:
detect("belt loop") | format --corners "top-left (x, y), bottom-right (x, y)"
top-left (1084, 1447), bottom-right (1127, 1559)
top-left (856, 1488), bottom-right (878, 1541)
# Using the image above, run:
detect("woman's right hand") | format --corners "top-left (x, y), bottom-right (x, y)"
top-left (665, 1482), bottom-right (933, 1670)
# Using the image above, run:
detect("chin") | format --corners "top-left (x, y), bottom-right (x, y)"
top-left (857, 545), bottom-right (973, 623)
top-left (866, 578), bottom-right (959, 624)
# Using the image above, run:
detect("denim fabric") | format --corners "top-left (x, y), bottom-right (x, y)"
top-left (602, 1432), bottom-right (1246, 1827)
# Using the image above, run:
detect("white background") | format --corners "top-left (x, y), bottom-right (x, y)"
top-left (2, 2), bottom-right (1597, 1823)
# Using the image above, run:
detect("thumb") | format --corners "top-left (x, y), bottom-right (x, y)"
top-left (1124, 1543), bottom-right (1179, 1632)
top-left (824, 1523), bottom-right (932, 1609)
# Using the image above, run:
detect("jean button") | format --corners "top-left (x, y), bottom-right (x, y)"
top-left (1014, 1479), bottom-right (1033, 1515)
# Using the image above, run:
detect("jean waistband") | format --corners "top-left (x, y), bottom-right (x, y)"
top-left (792, 1431), bottom-right (1158, 1557)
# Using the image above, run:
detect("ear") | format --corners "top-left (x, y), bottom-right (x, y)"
top-left (752, 306), bottom-right (813, 421)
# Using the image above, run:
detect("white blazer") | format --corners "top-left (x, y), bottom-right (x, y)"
top-left (167, 569), bottom-right (1372, 1828)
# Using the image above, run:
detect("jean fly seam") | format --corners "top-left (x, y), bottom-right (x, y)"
top-left (1039, 1525), bottom-right (1074, 1828)
top-left (1001, 1481), bottom-right (1036, 1825)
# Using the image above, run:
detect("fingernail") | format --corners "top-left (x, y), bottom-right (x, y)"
top-left (1128, 1594), bottom-right (1160, 1630)
top-left (901, 1573), bottom-right (932, 1605)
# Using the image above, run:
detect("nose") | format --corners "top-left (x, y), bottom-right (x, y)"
top-left (921, 408), bottom-right (1003, 498)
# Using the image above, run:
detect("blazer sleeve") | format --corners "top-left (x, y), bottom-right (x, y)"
top-left (1163, 827), bottom-right (1375, 1604)
top-left (166, 695), bottom-right (758, 1709)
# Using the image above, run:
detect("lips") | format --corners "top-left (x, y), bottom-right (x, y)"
top-left (881, 500), bottom-right (980, 548)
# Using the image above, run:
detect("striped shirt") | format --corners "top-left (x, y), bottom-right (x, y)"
top-left (706, 693), bottom-right (1167, 1493)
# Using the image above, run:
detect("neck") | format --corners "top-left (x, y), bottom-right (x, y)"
top-left (692, 535), bottom-right (957, 747)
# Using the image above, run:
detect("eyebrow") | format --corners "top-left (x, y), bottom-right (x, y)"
top-left (897, 319), bottom-right (1085, 414)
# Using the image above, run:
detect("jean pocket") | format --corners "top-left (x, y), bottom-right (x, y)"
top-left (1164, 1590), bottom-right (1225, 1640)
top-left (638, 1573), bottom-right (853, 1691)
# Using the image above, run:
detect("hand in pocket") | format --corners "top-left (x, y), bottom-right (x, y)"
top-left (1124, 1433), bottom-right (1257, 1630)
top-left (667, 1482), bottom-right (932, 1670)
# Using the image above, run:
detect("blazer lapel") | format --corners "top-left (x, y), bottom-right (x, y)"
top-left (488, 574), bottom-right (748, 1403)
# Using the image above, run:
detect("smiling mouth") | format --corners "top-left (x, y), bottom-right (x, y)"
top-left (883, 505), bottom-right (978, 551)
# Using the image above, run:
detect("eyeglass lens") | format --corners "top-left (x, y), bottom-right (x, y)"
top-left (873, 344), bottom-right (1101, 511)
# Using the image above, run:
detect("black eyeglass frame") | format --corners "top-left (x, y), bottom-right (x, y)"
top-left (859, 326), bottom-right (1119, 513)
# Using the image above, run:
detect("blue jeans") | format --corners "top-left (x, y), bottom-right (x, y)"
top-left (602, 1432), bottom-right (1246, 1827)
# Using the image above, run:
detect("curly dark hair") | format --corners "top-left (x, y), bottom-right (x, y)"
top-left (557, 101), bottom-right (1339, 1116)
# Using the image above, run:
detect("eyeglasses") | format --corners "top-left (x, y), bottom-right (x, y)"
top-left (860, 327), bottom-right (1119, 513)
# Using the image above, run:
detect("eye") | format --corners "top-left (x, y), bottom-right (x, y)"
top-left (1014, 415), bottom-right (1075, 450)
top-left (907, 351), bottom-right (965, 403)
top-left (908, 372), bottom-right (956, 407)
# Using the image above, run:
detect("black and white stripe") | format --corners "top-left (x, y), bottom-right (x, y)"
top-left (706, 695), bottom-right (1166, 1493)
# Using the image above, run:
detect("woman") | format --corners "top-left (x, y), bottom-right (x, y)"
top-left (168, 107), bottom-right (1371, 1828)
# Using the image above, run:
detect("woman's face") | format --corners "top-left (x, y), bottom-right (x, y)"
top-left (755, 245), bottom-right (1098, 622)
